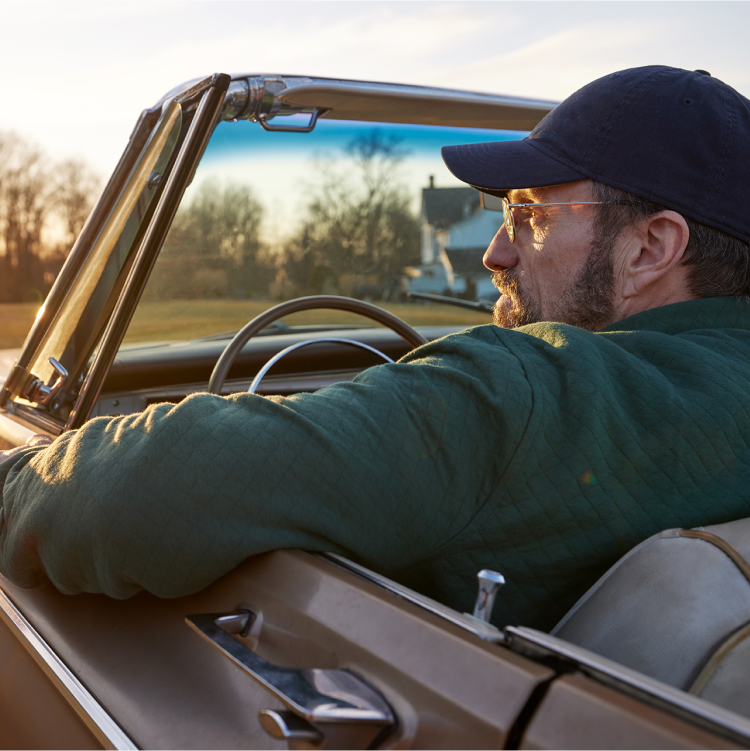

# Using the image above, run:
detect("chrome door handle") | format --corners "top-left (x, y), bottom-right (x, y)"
top-left (258, 709), bottom-right (324, 749)
top-left (186, 611), bottom-right (395, 749)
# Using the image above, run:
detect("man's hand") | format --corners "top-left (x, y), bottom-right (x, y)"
top-left (0, 434), bottom-right (53, 540)
top-left (0, 434), bottom-right (53, 464)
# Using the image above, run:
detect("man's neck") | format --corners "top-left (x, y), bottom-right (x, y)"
top-left (606, 270), bottom-right (695, 329)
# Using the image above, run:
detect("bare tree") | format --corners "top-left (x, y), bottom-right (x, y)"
top-left (149, 179), bottom-right (271, 300)
top-left (0, 131), bottom-right (102, 301)
top-left (280, 129), bottom-right (420, 296)
top-left (53, 158), bottom-right (102, 249)
top-left (0, 132), bottom-right (50, 301)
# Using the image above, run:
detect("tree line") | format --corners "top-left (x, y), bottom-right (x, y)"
top-left (0, 131), bottom-right (101, 303)
top-left (0, 128), bottom-right (422, 306)
top-left (149, 130), bottom-right (422, 302)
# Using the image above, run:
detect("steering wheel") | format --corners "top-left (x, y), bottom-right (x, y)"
top-left (207, 295), bottom-right (429, 395)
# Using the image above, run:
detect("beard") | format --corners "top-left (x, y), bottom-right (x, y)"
top-left (492, 233), bottom-right (616, 332)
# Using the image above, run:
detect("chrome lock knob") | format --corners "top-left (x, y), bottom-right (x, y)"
top-left (472, 569), bottom-right (505, 623)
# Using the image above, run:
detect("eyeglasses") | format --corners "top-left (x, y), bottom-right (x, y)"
top-left (480, 193), bottom-right (604, 243)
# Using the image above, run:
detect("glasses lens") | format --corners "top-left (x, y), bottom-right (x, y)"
top-left (502, 198), bottom-right (515, 242)
top-left (480, 192), bottom-right (505, 212)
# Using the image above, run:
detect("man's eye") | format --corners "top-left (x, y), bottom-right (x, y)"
top-left (519, 205), bottom-right (544, 217)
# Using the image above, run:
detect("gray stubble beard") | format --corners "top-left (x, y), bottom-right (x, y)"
top-left (491, 233), bottom-right (616, 332)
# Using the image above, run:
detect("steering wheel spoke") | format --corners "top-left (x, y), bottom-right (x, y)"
top-left (248, 338), bottom-right (395, 394)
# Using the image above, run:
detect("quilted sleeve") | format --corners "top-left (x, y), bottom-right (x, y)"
top-left (0, 328), bottom-right (534, 599)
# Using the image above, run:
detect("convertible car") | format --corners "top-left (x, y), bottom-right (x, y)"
top-left (0, 72), bottom-right (749, 749)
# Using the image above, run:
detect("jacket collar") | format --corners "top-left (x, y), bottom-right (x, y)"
top-left (600, 297), bottom-right (750, 336)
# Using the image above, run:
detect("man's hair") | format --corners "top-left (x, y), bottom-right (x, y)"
top-left (591, 181), bottom-right (750, 299)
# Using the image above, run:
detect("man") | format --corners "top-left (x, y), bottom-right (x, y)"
top-left (1, 65), bottom-right (750, 631)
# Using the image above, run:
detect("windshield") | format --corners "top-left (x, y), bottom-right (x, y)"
top-left (124, 117), bottom-right (523, 344)
top-left (24, 101), bottom-right (183, 389)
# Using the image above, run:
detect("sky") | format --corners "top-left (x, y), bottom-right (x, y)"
top-left (2, 0), bottom-right (750, 179)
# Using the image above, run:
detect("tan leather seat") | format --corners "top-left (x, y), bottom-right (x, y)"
top-left (551, 518), bottom-right (750, 718)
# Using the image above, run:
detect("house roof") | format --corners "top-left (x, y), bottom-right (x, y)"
top-left (421, 187), bottom-right (479, 229)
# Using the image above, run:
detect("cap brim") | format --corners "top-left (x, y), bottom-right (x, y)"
top-left (441, 139), bottom-right (586, 193)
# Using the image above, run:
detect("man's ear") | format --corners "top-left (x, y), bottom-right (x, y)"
top-left (621, 211), bottom-right (690, 299)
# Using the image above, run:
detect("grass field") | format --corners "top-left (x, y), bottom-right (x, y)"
top-left (0, 303), bottom-right (42, 348)
top-left (124, 299), bottom-right (491, 343)
top-left (0, 299), bottom-right (491, 349)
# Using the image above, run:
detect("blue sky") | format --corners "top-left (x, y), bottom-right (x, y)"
top-left (203, 119), bottom-right (525, 160)
top-left (191, 119), bottom-right (525, 241)
top-left (2, 1), bottom-right (750, 177)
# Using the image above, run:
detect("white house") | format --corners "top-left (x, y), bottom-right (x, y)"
top-left (407, 178), bottom-right (501, 300)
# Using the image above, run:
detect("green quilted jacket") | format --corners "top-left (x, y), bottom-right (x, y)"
top-left (2, 297), bottom-right (750, 631)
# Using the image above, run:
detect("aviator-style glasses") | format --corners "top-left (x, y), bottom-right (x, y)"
top-left (480, 193), bottom-right (604, 243)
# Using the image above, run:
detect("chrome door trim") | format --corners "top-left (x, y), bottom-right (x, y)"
top-left (0, 588), bottom-right (136, 750)
top-left (319, 553), bottom-right (506, 643)
top-left (506, 626), bottom-right (750, 746)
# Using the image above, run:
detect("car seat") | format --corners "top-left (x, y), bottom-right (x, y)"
top-left (551, 517), bottom-right (750, 718)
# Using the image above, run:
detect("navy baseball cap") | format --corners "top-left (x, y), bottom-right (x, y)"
top-left (442, 66), bottom-right (750, 244)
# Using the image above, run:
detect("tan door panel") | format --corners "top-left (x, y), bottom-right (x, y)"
top-left (520, 673), bottom-right (740, 750)
top-left (0, 613), bottom-right (103, 750)
top-left (1, 550), bottom-right (553, 749)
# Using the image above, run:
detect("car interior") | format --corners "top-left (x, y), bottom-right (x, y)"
top-left (0, 73), bottom-right (749, 749)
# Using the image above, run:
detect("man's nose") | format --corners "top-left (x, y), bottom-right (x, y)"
top-left (483, 228), bottom-right (519, 271)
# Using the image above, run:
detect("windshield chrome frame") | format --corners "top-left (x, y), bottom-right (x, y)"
top-left (66, 74), bottom-right (231, 430)
top-left (17, 101), bottom-right (184, 417)
top-left (0, 75), bottom-right (231, 431)
top-left (0, 106), bottom-right (165, 414)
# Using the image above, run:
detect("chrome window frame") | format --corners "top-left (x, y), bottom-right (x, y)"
top-left (0, 589), bottom-right (136, 749)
